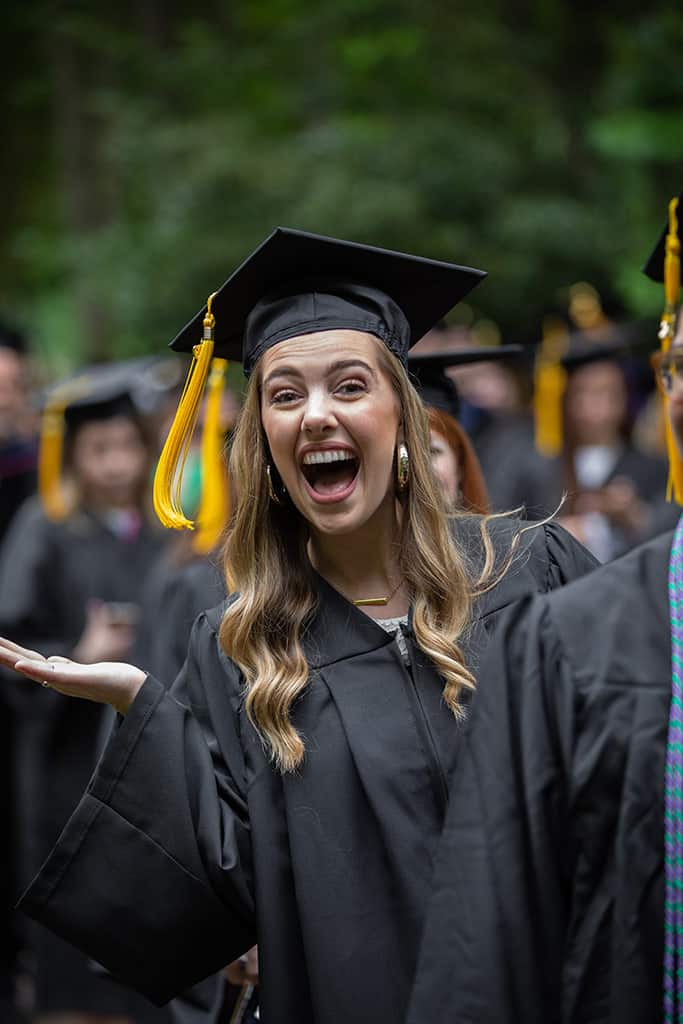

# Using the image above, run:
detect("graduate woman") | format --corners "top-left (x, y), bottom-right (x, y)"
top-left (0, 229), bottom-right (595, 1024)
top-left (407, 196), bottom-right (683, 1024)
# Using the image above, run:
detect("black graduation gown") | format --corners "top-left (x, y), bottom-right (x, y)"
top-left (19, 520), bottom-right (596, 1024)
top-left (0, 497), bottom-right (173, 1020)
top-left (407, 528), bottom-right (674, 1024)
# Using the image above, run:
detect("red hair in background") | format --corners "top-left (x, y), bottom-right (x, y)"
top-left (426, 406), bottom-right (490, 515)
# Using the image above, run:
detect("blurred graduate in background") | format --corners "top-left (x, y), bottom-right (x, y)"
top-left (0, 359), bottom-right (179, 1023)
top-left (411, 321), bottom-right (540, 512)
top-left (531, 318), bottom-right (676, 560)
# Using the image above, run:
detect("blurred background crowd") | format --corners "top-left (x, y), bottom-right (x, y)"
top-left (1, 0), bottom-right (682, 1022)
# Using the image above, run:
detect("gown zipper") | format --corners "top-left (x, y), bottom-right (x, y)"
top-left (399, 625), bottom-right (449, 818)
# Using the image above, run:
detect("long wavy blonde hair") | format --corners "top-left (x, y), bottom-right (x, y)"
top-left (220, 339), bottom-right (513, 772)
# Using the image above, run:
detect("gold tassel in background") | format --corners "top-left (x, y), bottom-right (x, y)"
top-left (194, 357), bottom-right (230, 554)
top-left (38, 397), bottom-right (69, 521)
top-left (659, 196), bottom-right (683, 504)
top-left (38, 375), bottom-right (90, 521)
top-left (153, 293), bottom-right (217, 530)
top-left (533, 316), bottom-right (568, 458)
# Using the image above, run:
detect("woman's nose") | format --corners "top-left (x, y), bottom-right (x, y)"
top-left (301, 391), bottom-right (336, 433)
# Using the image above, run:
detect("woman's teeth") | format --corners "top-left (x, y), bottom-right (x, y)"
top-left (300, 448), bottom-right (360, 496)
top-left (302, 449), bottom-right (355, 465)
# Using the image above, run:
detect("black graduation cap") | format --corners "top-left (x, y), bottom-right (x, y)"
top-left (155, 227), bottom-right (487, 533)
top-left (643, 192), bottom-right (682, 283)
top-left (559, 326), bottom-right (647, 372)
top-left (47, 356), bottom-right (184, 429)
top-left (169, 227), bottom-right (486, 373)
top-left (408, 346), bottom-right (522, 420)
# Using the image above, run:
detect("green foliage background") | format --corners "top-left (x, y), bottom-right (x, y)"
top-left (1, 0), bottom-right (681, 373)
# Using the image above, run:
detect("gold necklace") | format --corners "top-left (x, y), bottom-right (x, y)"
top-left (353, 578), bottom-right (404, 607)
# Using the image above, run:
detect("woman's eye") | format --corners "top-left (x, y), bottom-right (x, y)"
top-left (336, 379), bottom-right (366, 396)
top-left (271, 389), bottom-right (300, 405)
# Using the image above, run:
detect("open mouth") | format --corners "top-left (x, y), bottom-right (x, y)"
top-left (300, 448), bottom-right (360, 498)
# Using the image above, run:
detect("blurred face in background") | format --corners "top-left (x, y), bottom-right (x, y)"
top-left (564, 361), bottom-right (627, 447)
top-left (429, 428), bottom-right (460, 505)
top-left (0, 347), bottom-right (29, 441)
top-left (69, 415), bottom-right (148, 509)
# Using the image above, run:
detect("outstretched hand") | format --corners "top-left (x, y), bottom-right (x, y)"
top-left (0, 637), bottom-right (146, 715)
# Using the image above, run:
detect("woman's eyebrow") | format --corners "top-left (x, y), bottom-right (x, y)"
top-left (326, 359), bottom-right (377, 379)
top-left (262, 359), bottom-right (377, 388)
top-left (262, 365), bottom-right (303, 387)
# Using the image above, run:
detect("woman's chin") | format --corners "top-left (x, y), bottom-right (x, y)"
top-left (301, 489), bottom-right (397, 540)
top-left (303, 502), bottom-right (365, 536)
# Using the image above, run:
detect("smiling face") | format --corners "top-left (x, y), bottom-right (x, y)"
top-left (259, 330), bottom-right (401, 538)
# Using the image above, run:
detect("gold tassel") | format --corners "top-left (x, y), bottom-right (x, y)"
top-left (660, 196), bottom-right (681, 348)
top-left (534, 316), bottom-right (568, 457)
top-left (193, 358), bottom-right (230, 554)
top-left (38, 398), bottom-right (68, 521)
top-left (153, 293), bottom-right (217, 530)
top-left (658, 197), bottom-right (682, 504)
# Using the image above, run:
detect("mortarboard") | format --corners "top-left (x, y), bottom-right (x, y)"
top-left (155, 227), bottom-right (486, 532)
top-left (408, 346), bottom-right (522, 421)
top-left (169, 228), bottom-right (486, 372)
top-left (559, 327), bottom-right (649, 372)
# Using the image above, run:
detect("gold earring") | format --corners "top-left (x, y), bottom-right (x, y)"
top-left (267, 464), bottom-right (284, 504)
top-left (396, 443), bottom-right (409, 493)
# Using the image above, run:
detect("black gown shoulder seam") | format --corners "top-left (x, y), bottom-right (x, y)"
top-left (542, 521), bottom-right (560, 593)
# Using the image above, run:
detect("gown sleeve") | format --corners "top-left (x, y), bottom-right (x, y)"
top-left (407, 595), bottom-right (574, 1024)
top-left (540, 519), bottom-right (600, 590)
top-left (18, 611), bottom-right (256, 1006)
